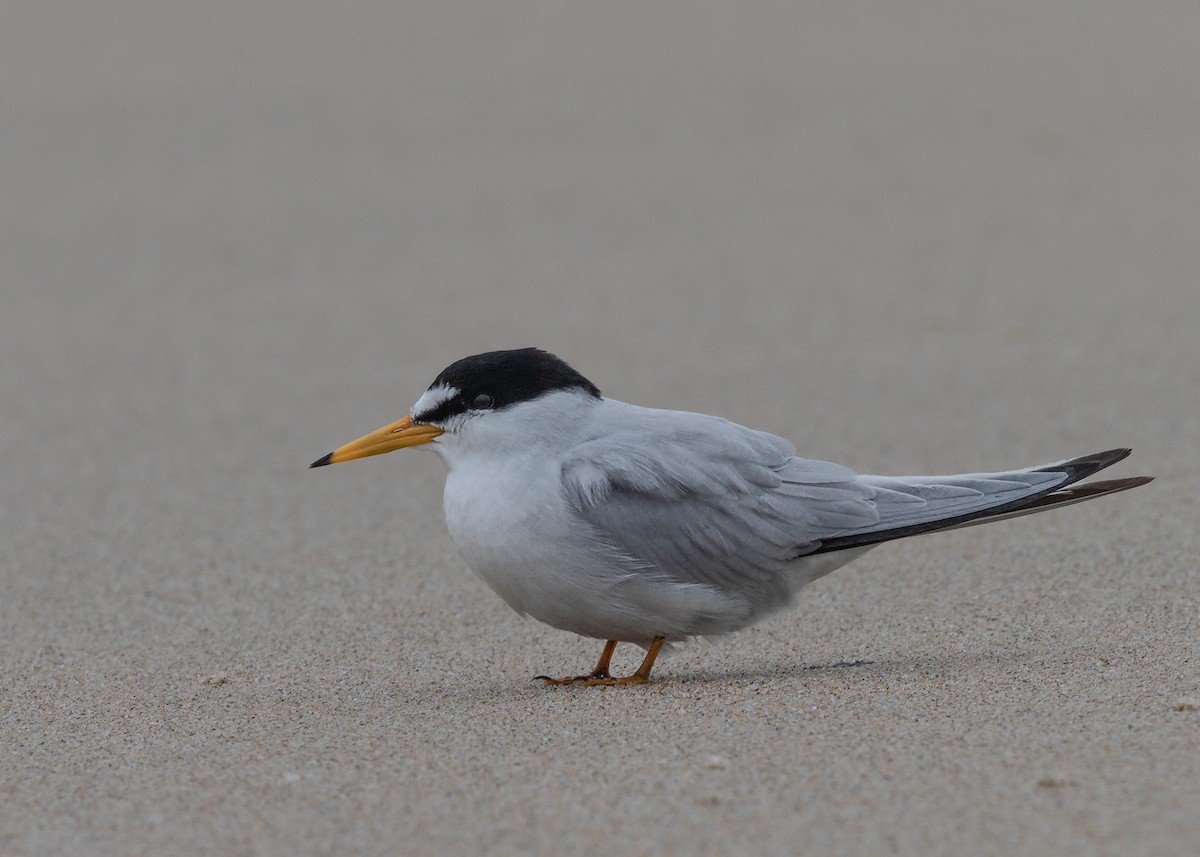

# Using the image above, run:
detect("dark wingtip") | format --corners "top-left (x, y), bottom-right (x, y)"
top-left (1034, 448), bottom-right (1134, 482)
top-left (309, 452), bottom-right (334, 469)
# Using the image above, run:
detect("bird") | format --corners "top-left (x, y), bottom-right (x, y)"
top-left (310, 348), bottom-right (1151, 686)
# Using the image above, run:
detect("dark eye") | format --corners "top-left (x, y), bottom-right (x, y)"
top-left (471, 393), bottom-right (494, 410)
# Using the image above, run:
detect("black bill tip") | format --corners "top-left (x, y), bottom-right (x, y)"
top-left (309, 452), bottom-right (334, 469)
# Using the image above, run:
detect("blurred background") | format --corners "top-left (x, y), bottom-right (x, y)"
top-left (5, 3), bottom-right (1196, 467)
top-left (2, 2), bottom-right (1196, 854)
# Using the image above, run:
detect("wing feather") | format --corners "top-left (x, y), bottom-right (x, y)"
top-left (560, 404), bottom-right (879, 619)
top-left (559, 402), bottom-right (1127, 627)
top-left (841, 471), bottom-right (1064, 535)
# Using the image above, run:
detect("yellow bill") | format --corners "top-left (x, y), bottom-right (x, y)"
top-left (310, 415), bottom-right (443, 467)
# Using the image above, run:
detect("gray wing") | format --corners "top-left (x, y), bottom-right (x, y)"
top-left (560, 405), bottom-right (878, 619)
top-left (560, 403), bottom-right (1076, 619)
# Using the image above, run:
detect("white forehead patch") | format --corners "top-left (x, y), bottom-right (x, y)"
top-left (412, 384), bottom-right (458, 419)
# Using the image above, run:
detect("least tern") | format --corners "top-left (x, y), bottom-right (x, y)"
top-left (311, 348), bottom-right (1151, 686)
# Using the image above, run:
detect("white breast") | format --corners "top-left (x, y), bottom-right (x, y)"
top-left (442, 449), bottom-right (635, 637)
top-left (431, 392), bottom-right (754, 644)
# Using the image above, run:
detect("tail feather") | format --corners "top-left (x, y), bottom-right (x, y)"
top-left (936, 475), bottom-right (1153, 531)
top-left (809, 449), bottom-right (1150, 555)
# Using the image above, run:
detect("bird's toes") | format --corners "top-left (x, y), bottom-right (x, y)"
top-left (535, 674), bottom-right (588, 686)
top-left (582, 674), bottom-right (650, 687)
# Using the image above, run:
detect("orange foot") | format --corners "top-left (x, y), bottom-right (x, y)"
top-left (535, 670), bottom-right (612, 686)
top-left (535, 640), bottom-right (616, 685)
top-left (536, 636), bottom-right (665, 688)
top-left (580, 673), bottom-right (650, 687)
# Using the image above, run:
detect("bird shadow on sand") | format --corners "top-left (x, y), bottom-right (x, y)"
top-left (668, 657), bottom-right (877, 686)
top-left (663, 646), bottom-right (1043, 686)
top-left (390, 646), bottom-right (1056, 704)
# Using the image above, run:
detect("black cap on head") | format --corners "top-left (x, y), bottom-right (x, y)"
top-left (416, 348), bottom-right (601, 424)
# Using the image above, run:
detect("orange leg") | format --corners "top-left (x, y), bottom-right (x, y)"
top-left (582, 636), bottom-right (666, 686)
top-left (536, 640), bottom-right (618, 685)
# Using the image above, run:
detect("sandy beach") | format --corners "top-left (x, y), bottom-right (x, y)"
top-left (2, 3), bottom-right (1197, 855)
